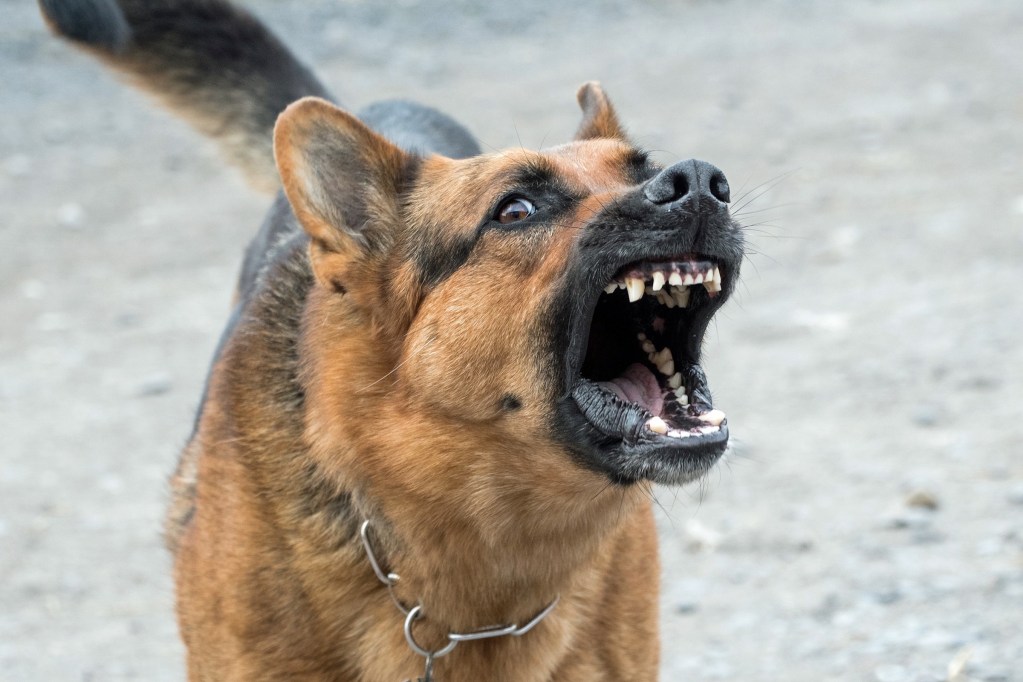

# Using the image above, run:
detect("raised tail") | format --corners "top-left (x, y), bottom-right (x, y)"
top-left (39, 0), bottom-right (333, 192)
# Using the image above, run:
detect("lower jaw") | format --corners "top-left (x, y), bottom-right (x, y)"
top-left (571, 360), bottom-right (724, 439)
top-left (603, 427), bottom-right (729, 485)
top-left (568, 377), bottom-right (729, 486)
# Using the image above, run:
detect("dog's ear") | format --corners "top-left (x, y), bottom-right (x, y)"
top-left (274, 97), bottom-right (416, 292)
top-left (575, 82), bottom-right (627, 141)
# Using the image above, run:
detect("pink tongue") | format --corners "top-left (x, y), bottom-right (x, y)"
top-left (596, 363), bottom-right (664, 416)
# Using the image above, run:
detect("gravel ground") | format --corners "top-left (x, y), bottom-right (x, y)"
top-left (2, 0), bottom-right (1022, 680)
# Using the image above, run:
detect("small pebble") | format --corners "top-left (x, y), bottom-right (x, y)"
top-left (883, 508), bottom-right (932, 530)
top-left (871, 588), bottom-right (902, 605)
top-left (683, 519), bottom-right (722, 552)
top-left (911, 404), bottom-right (941, 427)
top-left (905, 490), bottom-right (939, 510)
top-left (137, 374), bottom-right (173, 397)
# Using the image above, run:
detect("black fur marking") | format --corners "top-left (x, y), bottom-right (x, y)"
top-left (191, 234), bottom-right (313, 437)
top-left (238, 192), bottom-right (303, 301)
top-left (291, 461), bottom-right (359, 551)
top-left (39, 0), bottom-right (130, 52)
top-left (501, 395), bottom-right (523, 411)
top-left (236, 239), bottom-right (315, 417)
top-left (45, 0), bottom-right (334, 190)
top-left (358, 100), bottom-right (481, 160)
top-left (411, 231), bottom-right (480, 288)
top-left (188, 302), bottom-right (243, 440)
top-left (625, 150), bottom-right (660, 186)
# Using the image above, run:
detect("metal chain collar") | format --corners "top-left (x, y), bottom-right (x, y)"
top-left (359, 520), bottom-right (560, 682)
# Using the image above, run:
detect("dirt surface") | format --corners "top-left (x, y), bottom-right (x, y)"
top-left (2, 0), bottom-right (1022, 680)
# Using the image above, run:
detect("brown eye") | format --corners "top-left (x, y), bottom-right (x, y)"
top-left (496, 196), bottom-right (536, 224)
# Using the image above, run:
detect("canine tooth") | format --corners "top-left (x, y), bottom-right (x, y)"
top-left (668, 372), bottom-right (682, 389)
top-left (646, 416), bottom-right (669, 434)
top-left (698, 409), bottom-right (726, 426)
top-left (683, 273), bottom-right (695, 286)
top-left (705, 266), bottom-right (722, 293)
top-left (626, 277), bottom-right (645, 302)
top-left (651, 271), bottom-right (666, 292)
top-left (657, 359), bottom-right (675, 376)
top-left (673, 287), bottom-right (690, 308)
top-left (641, 340), bottom-right (656, 354)
top-left (604, 283), bottom-right (617, 294)
top-left (668, 272), bottom-right (683, 287)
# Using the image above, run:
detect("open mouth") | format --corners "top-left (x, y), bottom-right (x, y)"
top-left (569, 255), bottom-right (730, 484)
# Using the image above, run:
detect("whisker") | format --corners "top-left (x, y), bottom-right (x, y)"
top-left (355, 357), bottom-right (412, 394)
top-left (729, 170), bottom-right (797, 214)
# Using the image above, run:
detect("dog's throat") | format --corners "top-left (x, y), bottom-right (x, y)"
top-left (358, 521), bottom-right (560, 674)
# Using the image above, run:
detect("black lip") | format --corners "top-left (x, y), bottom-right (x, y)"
top-left (559, 384), bottom-right (729, 485)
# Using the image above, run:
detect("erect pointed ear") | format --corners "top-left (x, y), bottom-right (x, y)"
top-left (273, 97), bottom-right (416, 291)
top-left (575, 81), bottom-right (628, 141)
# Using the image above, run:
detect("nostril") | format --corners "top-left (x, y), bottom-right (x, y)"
top-left (670, 173), bottom-right (689, 203)
top-left (710, 172), bottom-right (730, 203)
top-left (644, 164), bottom-right (693, 205)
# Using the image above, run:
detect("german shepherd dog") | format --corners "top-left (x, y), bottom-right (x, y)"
top-left (41, 1), bottom-right (744, 679)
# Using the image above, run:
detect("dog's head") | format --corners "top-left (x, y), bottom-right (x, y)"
top-left (273, 84), bottom-right (743, 507)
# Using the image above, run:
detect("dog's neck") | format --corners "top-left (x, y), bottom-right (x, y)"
top-left (359, 519), bottom-right (560, 650)
top-left (351, 480), bottom-right (645, 634)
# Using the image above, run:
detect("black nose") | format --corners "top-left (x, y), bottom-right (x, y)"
top-left (643, 159), bottom-right (730, 208)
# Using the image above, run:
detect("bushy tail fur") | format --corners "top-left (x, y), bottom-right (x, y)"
top-left (39, 0), bottom-right (332, 192)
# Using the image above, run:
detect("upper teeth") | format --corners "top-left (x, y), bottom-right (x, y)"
top-left (611, 263), bottom-right (722, 307)
top-left (651, 271), bottom-right (666, 292)
top-left (626, 277), bottom-right (646, 302)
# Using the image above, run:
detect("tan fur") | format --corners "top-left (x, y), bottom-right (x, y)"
top-left (167, 94), bottom-right (669, 680)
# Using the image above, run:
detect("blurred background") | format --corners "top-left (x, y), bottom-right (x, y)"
top-left (2, 0), bottom-right (1022, 680)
